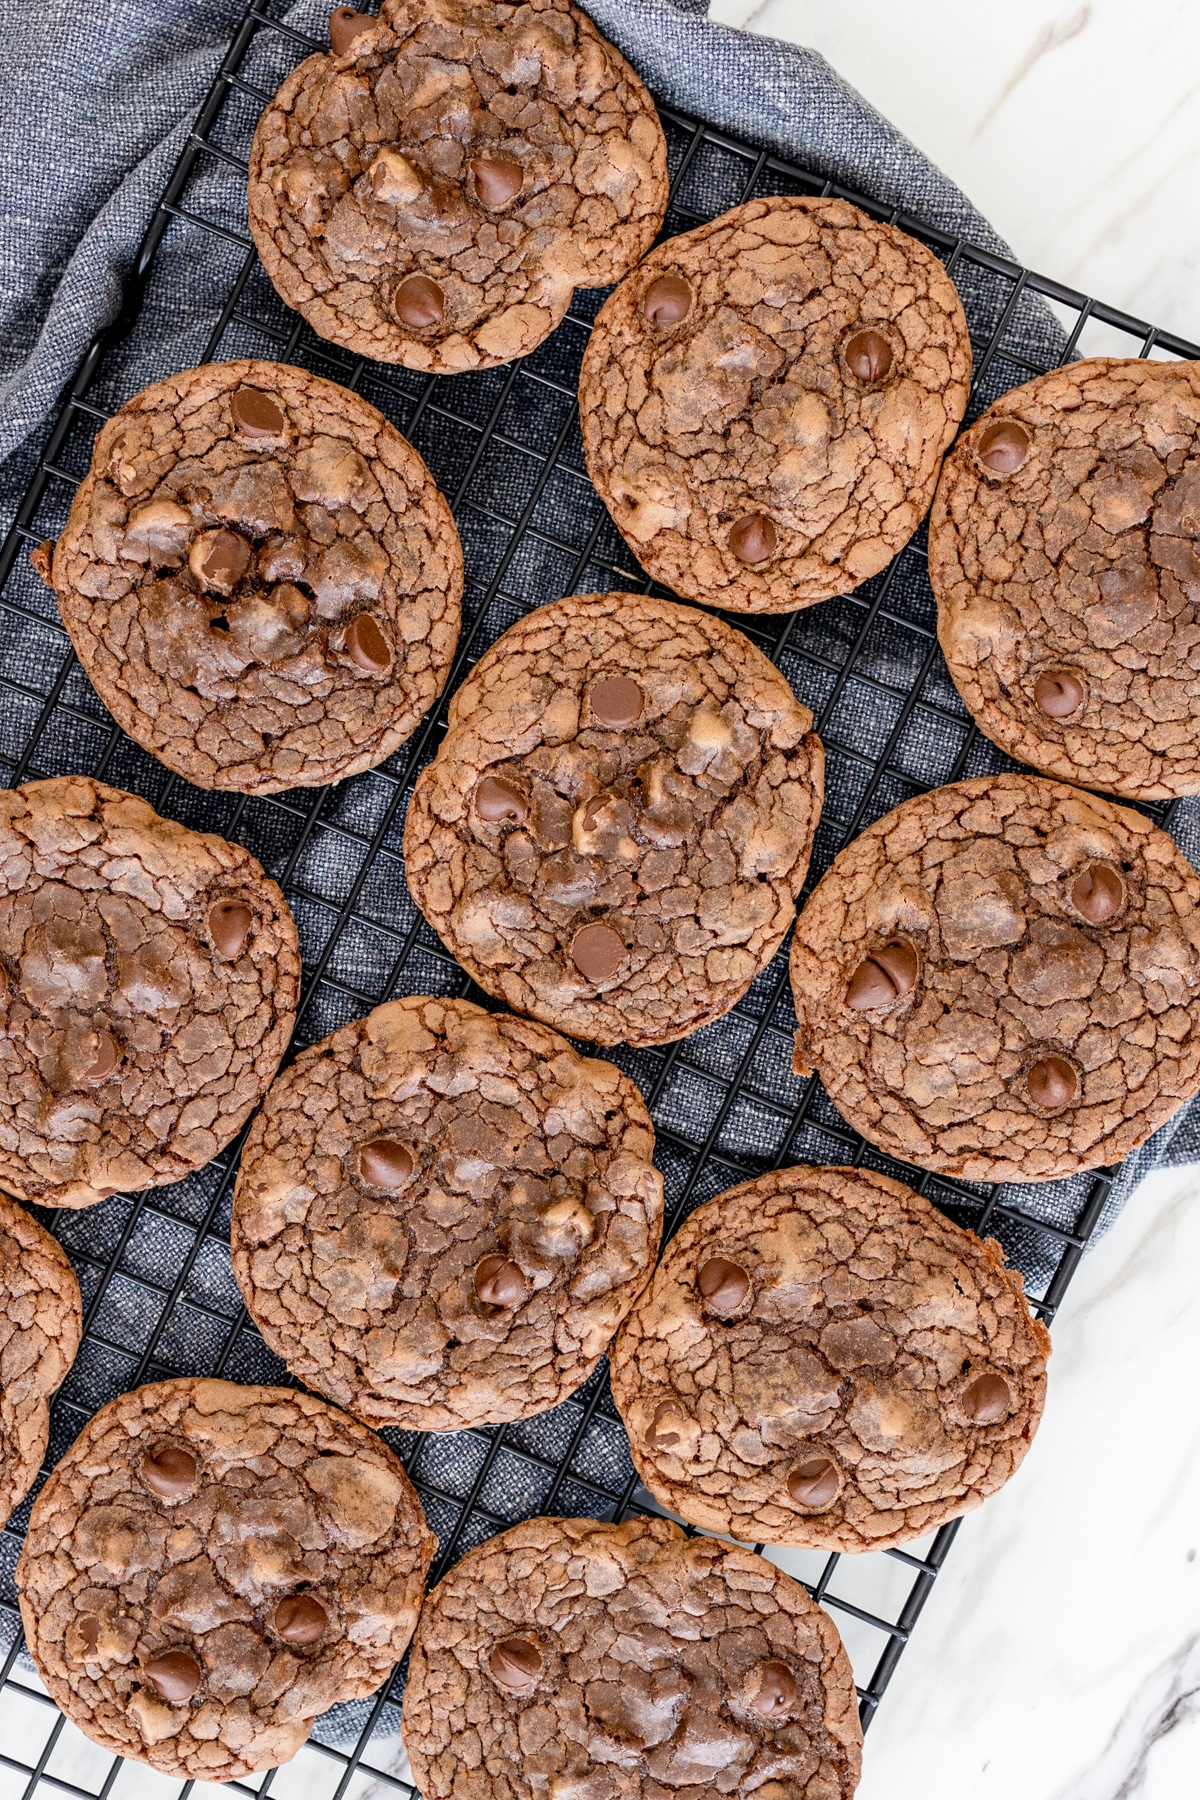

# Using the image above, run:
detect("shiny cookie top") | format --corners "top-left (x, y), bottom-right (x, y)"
top-left (791, 771), bottom-right (1200, 1181)
top-left (610, 1164), bottom-right (1050, 1552)
top-left (247, 0), bottom-right (667, 371)
top-left (43, 359), bottom-right (461, 794)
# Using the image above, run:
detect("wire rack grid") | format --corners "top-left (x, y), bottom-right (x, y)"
top-left (0, 5), bottom-right (1197, 1799)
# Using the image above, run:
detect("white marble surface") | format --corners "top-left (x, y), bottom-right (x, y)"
top-left (709, 0), bottom-right (1200, 346)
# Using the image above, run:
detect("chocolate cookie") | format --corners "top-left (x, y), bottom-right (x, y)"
top-left (610, 1165), bottom-right (1050, 1552)
top-left (404, 591), bottom-right (824, 1046)
top-left (0, 777), bottom-right (300, 1208)
top-left (790, 772), bottom-right (1200, 1181)
top-left (401, 1514), bottom-right (863, 1800)
top-left (579, 196), bottom-right (971, 613)
top-left (932, 359), bottom-right (1200, 800)
top-left (17, 1377), bottom-right (435, 1780)
top-left (247, 0), bottom-right (668, 373)
top-left (232, 996), bottom-right (663, 1430)
top-left (39, 359), bottom-right (462, 793)
top-left (0, 1194), bottom-right (81, 1528)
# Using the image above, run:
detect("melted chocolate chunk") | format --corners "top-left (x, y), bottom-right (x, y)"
top-left (274, 1595), bottom-right (329, 1645)
top-left (470, 156), bottom-right (524, 209)
top-left (787, 1454), bottom-right (841, 1509)
top-left (143, 1649), bottom-right (202, 1704)
top-left (143, 1445), bottom-right (199, 1499)
top-left (1070, 862), bottom-right (1125, 924)
top-left (358, 1138), bottom-right (415, 1189)
top-left (208, 899), bottom-right (254, 960)
top-left (642, 274), bottom-right (692, 326)
top-left (845, 939), bottom-right (919, 1010)
top-left (394, 275), bottom-right (446, 329)
top-left (696, 1256), bottom-right (749, 1315)
top-left (977, 419), bottom-right (1031, 475)
top-left (571, 921), bottom-right (626, 983)
top-left (748, 1660), bottom-right (797, 1718)
top-left (645, 1400), bottom-right (691, 1448)
top-left (346, 613), bottom-right (392, 675)
top-left (590, 675), bottom-right (643, 729)
top-left (489, 1636), bottom-right (542, 1690)
top-left (84, 1032), bottom-right (120, 1086)
top-left (843, 328), bottom-right (894, 384)
top-left (230, 387), bottom-right (286, 439)
top-left (474, 1256), bottom-right (530, 1311)
top-left (1034, 671), bottom-right (1085, 719)
top-left (474, 776), bottom-right (527, 823)
top-left (962, 1370), bottom-right (1012, 1424)
top-left (728, 513), bottom-right (777, 566)
top-left (1026, 1054), bottom-right (1078, 1111)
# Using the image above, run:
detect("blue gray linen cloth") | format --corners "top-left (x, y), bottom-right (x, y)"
top-left (0, 0), bottom-right (1196, 1256)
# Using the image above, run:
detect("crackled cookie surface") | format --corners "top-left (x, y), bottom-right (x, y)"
top-left (232, 996), bottom-right (663, 1430)
top-left (39, 359), bottom-right (461, 793)
top-left (402, 1514), bottom-right (862, 1800)
top-left (610, 1165), bottom-right (1049, 1551)
top-left (0, 777), bottom-right (300, 1208)
top-left (932, 358), bottom-right (1200, 799)
top-left (0, 1195), bottom-right (81, 1528)
top-left (790, 773), bottom-right (1200, 1181)
top-left (17, 1378), bottom-right (435, 1781)
top-left (580, 196), bottom-right (971, 613)
top-left (404, 592), bottom-right (824, 1045)
top-left (248, 0), bottom-right (667, 372)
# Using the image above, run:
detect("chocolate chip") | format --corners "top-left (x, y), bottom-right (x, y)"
top-left (591, 675), bottom-right (643, 728)
top-left (230, 387), bottom-right (286, 439)
top-left (142, 1445), bottom-right (199, 1498)
top-left (470, 155), bottom-right (524, 208)
top-left (977, 419), bottom-right (1032, 476)
top-left (1034, 671), bottom-right (1086, 719)
top-left (697, 1256), bottom-right (749, 1315)
top-left (77, 1616), bottom-right (100, 1656)
top-left (1070, 862), bottom-right (1125, 924)
top-left (85, 1032), bottom-right (120, 1086)
top-left (474, 1255), bottom-right (529, 1310)
top-left (570, 921), bottom-right (626, 983)
top-left (142, 1649), bottom-right (202, 1704)
top-left (394, 274), bottom-right (445, 329)
top-left (329, 6), bottom-right (375, 54)
top-left (1026, 1055), bottom-right (1078, 1111)
top-left (844, 328), bottom-right (894, 384)
top-left (208, 899), bottom-right (253, 960)
top-left (645, 1401), bottom-right (688, 1448)
top-left (357, 1137), bottom-right (414, 1189)
top-left (728, 513), bottom-right (777, 566)
top-left (846, 939), bottom-right (918, 1010)
top-left (346, 613), bottom-right (392, 675)
top-left (474, 776), bottom-right (527, 823)
top-left (642, 274), bottom-right (692, 326)
top-left (787, 1453), bottom-right (841, 1508)
top-left (749, 1660), bottom-right (797, 1718)
top-left (963, 1370), bottom-right (1012, 1424)
top-left (274, 1595), bottom-right (329, 1644)
top-left (579, 794), bottom-right (606, 833)
top-left (191, 528), bottom-right (251, 593)
top-left (489, 1636), bottom-right (542, 1690)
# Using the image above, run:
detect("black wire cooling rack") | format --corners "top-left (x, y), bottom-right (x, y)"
top-left (0, 3), bottom-right (1199, 1795)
